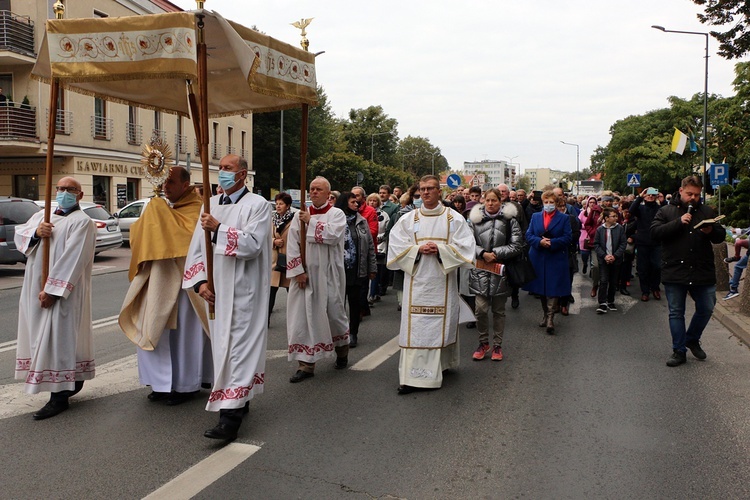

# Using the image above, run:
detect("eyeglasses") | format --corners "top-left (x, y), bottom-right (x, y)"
top-left (419, 186), bottom-right (438, 192)
top-left (55, 186), bottom-right (80, 194)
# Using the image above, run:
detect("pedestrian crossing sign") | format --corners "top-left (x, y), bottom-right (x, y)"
top-left (627, 173), bottom-right (641, 187)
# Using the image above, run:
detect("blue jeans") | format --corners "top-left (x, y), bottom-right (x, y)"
top-left (663, 283), bottom-right (716, 352)
top-left (729, 254), bottom-right (748, 291)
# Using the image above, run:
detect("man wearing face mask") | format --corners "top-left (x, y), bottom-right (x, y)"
top-left (14, 177), bottom-right (97, 420)
top-left (183, 154), bottom-right (270, 440)
top-left (629, 187), bottom-right (662, 301)
top-left (651, 176), bottom-right (725, 367)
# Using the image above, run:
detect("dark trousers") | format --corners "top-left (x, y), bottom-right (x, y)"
top-left (346, 278), bottom-right (367, 336)
top-left (597, 258), bottom-right (621, 305)
top-left (377, 260), bottom-right (389, 296)
top-left (636, 245), bottom-right (662, 294)
top-left (268, 286), bottom-right (287, 320)
top-left (619, 251), bottom-right (634, 289)
top-left (51, 380), bottom-right (84, 402)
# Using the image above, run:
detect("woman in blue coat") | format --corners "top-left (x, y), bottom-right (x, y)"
top-left (523, 190), bottom-right (572, 334)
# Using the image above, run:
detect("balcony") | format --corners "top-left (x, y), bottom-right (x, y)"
top-left (240, 149), bottom-right (249, 160)
top-left (226, 145), bottom-right (236, 156)
top-left (126, 122), bottom-right (142, 145)
top-left (0, 101), bottom-right (37, 140)
top-left (46, 108), bottom-right (73, 135)
top-left (211, 142), bottom-right (222, 160)
top-left (151, 129), bottom-right (166, 142)
top-left (91, 115), bottom-right (113, 140)
top-left (0, 11), bottom-right (35, 61)
top-left (175, 134), bottom-right (187, 154)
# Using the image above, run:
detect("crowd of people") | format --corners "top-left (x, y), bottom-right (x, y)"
top-left (12, 161), bottom-right (727, 440)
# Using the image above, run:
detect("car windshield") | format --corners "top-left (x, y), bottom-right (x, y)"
top-left (84, 206), bottom-right (113, 220)
top-left (0, 201), bottom-right (41, 224)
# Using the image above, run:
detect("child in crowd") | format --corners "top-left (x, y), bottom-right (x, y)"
top-left (594, 207), bottom-right (627, 314)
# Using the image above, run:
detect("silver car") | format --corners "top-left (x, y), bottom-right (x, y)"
top-left (34, 201), bottom-right (123, 254)
top-left (0, 197), bottom-right (42, 265)
top-left (114, 198), bottom-right (155, 244)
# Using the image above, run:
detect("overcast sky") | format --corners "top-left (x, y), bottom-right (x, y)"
top-left (173, 0), bottom-right (747, 175)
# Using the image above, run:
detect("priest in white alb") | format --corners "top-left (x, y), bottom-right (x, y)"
top-left (183, 154), bottom-right (270, 441)
top-left (286, 176), bottom-right (350, 383)
top-left (119, 166), bottom-right (211, 406)
top-left (387, 175), bottom-right (475, 394)
top-left (15, 176), bottom-right (97, 420)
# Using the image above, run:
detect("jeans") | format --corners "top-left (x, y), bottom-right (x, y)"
top-left (729, 254), bottom-right (748, 291)
top-left (475, 294), bottom-right (506, 346)
top-left (636, 245), bottom-right (662, 294)
top-left (663, 283), bottom-right (716, 352)
top-left (597, 259), bottom-right (621, 305)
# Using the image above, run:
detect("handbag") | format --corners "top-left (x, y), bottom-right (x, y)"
top-left (274, 252), bottom-right (287, 272)
top-left (505, 245), bottom-right (537, 288)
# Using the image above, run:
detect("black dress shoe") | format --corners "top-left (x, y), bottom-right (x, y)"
top-left (335, 356), bottom-right (348, 369)
top-left (33, 399), bottom-right (69, 420)
top-left (147, 391), bottom-right (170, 402)
top-left (166, 390), bottom-right (199, 406)
top-left (203, 422), bottom-right (238, 441)
top-left (619, 288), bottom-right (631, 296)
top-left (201, 382), bottom-right (212, 389)
top-left (289, 370), bottom-right (314, 383)
top-left (466, 322), bottom-right (476, 329)
top-left (349, 334), bottom-right (358, 348)
top-left (397, 385), bottom-right (416, 395)
top-left (511, 297), bottom-right (520, 309)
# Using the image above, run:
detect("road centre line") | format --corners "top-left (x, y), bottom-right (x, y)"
top-left (0, 315), bottom-right (122, 353)
top-left (142, 443), bottom-right (261, 500)
top-left (350, 336), bottom-right (400, 371)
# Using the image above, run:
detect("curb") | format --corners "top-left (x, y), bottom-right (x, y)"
top-left (713, 301), bottom-right (750, 348)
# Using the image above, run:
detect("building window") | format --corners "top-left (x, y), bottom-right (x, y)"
top-left (126, 178), bottom-right (139, 203)
top-left (92, 175), bottom-right (109, 208)
top-left (127, 106), bottom-right (140, 145)
top-left (93, 97), bottom-right (108, 139)
top-left (14, 175), bottom-right (39, 200)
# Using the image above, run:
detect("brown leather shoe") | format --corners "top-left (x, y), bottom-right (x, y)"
top-left (653, 290), bottom-right (661, 300)
top-left (641, 294), bottom-right (649, 302)
top-left (590, 286), bottom-right (598, 298)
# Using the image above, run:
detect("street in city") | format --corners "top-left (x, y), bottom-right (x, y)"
top-left (0, 246), bottom-right (749, 498)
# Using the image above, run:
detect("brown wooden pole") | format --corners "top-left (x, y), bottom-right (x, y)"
top-left (299, 103), bottom-right (309, 267)
top-left (196, 17), bottom-right (214, 318)
top-left (42, 79), bottom-right (59, 287)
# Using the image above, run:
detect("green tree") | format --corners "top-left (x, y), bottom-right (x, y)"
top-left (693, 0), bottom-right (750, 59)
top-left (342, 105), bottom-right (399, 166)
top-left (398, 136), bottom-right (444, 177)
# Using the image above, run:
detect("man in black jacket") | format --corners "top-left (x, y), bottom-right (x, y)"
top-left (629, 187), bottom-right (663, 301)
top-left (650, 176), bottom-right (725, 367)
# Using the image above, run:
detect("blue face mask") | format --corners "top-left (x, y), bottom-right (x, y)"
top-left (413, 199), bottom-right (423, 208)
top-left (543, 203), bottom-right (556, 213)
top-left (218, 170), bottom-right (239, 191)
top-left (56, 191), bottom-right (78, 210)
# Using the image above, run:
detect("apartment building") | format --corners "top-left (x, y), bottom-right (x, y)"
top-left (523, 167), bottom-right (569, 191)
top-left (0, 0), bottom-right (252, 212)
top-left (462, 159), bottom-right (516, 188)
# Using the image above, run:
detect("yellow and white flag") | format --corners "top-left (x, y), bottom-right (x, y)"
top-left (671, 128), bottom-right (688, 155)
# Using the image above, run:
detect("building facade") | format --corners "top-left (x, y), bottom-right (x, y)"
top-left (523, 167), bottom-right (570, 192)
top-left (462, 159), bottom-right (516, 188)
top-left (0, 0), bottom-right (253, 213)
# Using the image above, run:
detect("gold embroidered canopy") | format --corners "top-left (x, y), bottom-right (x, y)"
top-left (31, 10), bottom-right (318, 116)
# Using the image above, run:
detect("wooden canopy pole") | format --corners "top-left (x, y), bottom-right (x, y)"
top-left (299, 103), bottom-right (309, 267)
top-left (196, 13), bottom-right (215, 318)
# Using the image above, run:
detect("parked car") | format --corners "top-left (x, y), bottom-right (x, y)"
top-left (0, 197), bottom-right (42, 265)
top-left (113, 198), bottom-right (156, 244)
top-left (34, 201), bottom-right (123, 254)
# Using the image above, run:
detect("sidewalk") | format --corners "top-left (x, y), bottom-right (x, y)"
top-left (713, 242), bottom-right (750, 348)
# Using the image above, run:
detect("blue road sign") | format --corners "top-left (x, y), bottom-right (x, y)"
top-left (447, 173), bottom-right (462, 189)
top-left (710, 163), bottom-right (729, 186)
top-left (626, 173), bottom-right (641, 187)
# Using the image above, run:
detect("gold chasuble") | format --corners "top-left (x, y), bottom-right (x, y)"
top-left (119, 192), bottom-right (208, 350)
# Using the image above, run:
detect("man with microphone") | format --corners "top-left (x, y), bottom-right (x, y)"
top-left (650, 176), bottom-right (725, 367)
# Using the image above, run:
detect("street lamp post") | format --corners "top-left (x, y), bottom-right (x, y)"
top-left (371, 131), bottom-right (392, 163)
top-left (560, 141), bottom-right (579, 195)
top-left (652, 25), bottom-right (709, 199)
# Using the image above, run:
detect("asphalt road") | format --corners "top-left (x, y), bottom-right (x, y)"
top-left (1, 252), bottom-right (749, 499)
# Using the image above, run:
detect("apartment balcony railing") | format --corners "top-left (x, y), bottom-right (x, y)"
top-left (126, 122), bottom-right (142, 145)
top-left (175, 134), bottom-right (188, 154)
top-left (151, 129), bottom-right (166, 142)
top-left (47, 108), bottom-right (73, 135)
top-left (226, 145), bottom-right (236, 156)
top-left (91, 115), bottom-right (113, 140)
top-left (240, 149), bottom-right (249, 160)
top-left (211, 142), bottom-right (222, 160)
top-left (0, 11), bottom-right (35, 58)
top-left (0, 102), bottom-right (36, 139)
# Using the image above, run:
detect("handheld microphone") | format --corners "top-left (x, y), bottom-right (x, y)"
top-left (687, 204), bottom-right (694, 215)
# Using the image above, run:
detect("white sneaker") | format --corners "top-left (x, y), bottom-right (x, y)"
top-left (723, 290), bottom-right (740, 300)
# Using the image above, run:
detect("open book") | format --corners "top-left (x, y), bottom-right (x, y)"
top-left (693, 214), bottom-right (725, 230)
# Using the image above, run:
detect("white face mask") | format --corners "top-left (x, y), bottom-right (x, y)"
top-left (543, 203), bottom-right (556, 213)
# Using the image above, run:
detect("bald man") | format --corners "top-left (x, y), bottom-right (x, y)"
top-left (15, 176), bottom-right (97, 420)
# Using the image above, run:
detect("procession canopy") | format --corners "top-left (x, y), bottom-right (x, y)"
top-left (31, 10), bottom-right (318, 117)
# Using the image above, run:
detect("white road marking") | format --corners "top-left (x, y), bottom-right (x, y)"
top-left (0, 315), bottom-right (121, 353)
top-left (142, 443), bottom-right (261, 500)
top-left (350, 336), bottom-right (400, 371)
